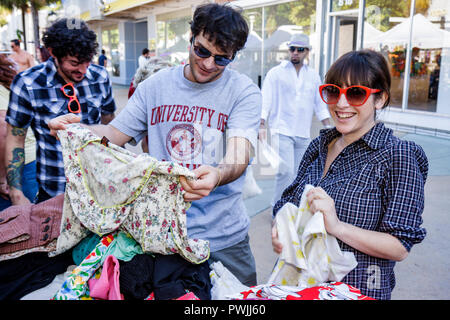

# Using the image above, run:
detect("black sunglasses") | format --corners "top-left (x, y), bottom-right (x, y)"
top-left (191, 36), bottom-right (234, 67)
top-left (289, 46), bottom-right (307, 53)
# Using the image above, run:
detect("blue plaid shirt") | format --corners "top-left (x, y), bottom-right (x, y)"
top-left (273, 122), bottom-right (428, 300)
top-left (6, 57), bottom-right (116, 198)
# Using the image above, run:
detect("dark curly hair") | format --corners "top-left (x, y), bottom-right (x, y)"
top-left (42, 18), bottom-right (98, 63)
top-left (189, 3), bottom-right (248, 57)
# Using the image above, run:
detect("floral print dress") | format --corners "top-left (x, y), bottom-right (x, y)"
top-left (51, 124), bottom-right (210, 264)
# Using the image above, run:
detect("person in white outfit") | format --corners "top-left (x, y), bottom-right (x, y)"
top-left (138, 48), bottom-right (150, 68)
top-left (259, 33), bottom-right (331, 206)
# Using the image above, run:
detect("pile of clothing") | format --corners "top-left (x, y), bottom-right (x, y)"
top-left (0, 227), bottom-right (211, 300)
top-left (0, 125), bottom-right (369, 300)
top-left (0, 194), bottom-right (73, 300)
top-left (54, 231), bottom-right (211, 300)
top-left (0, 124), bottom-right (211, 300)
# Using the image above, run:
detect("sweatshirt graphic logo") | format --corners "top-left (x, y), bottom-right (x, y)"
top-left (166, 124), bottom-right (202, 162)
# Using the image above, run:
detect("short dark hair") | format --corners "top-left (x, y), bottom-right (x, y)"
top-left (189, 3), bottom-right (249, 56)
top-left (42, 18), bottom-right (98, 63)
top-left (11, 39), bottom-right (20, 47)
top-left (325, 49), bottom-right (391, 108)
top-left (142, 48), bottom-right (150, 55)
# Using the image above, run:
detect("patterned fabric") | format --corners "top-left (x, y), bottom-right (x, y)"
top-left (268, 185), bottom-right (357, 287)
top-left (226, 282), bottom-right (375, 300)
top-left (5, 57), bottom-right (116, 197)
top-left (273, 122), bottom-right (428, 300)
top-left (52, 124), bottom-right (210, 264)
top-left (0, 240), bottom-right (56, 262)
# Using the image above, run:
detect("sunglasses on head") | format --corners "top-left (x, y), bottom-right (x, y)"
top-left (319, 84), bottom-right (381, 107)
top-left (289, 46), bottom-right (307, 53)
top-left (60, 83), bottom-right (81, 114)
top-left (191, 36), bottom-right (234, 67)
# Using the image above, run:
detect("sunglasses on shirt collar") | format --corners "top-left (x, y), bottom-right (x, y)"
top-left (191, 36), bottom-right (234, 67)
top-left (60, 83), bottom-right (81, 114)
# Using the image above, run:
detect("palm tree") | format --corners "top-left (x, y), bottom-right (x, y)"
top-left (30, 0), bottom-right (59, 58)
top-left (0, 0), bottom-right (29, 50)
top-left (0, 7), bottom-right (11, 28)
top-left (0, 0), bottom-right (59, 56)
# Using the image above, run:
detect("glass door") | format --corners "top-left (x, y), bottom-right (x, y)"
top-left (335, 15), bottom-right (358, 60)
top-left (325, 9), bottom-right (359, 73)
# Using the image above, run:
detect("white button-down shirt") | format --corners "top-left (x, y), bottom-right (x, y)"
top-left (261, 60), bottom-right (330, 138)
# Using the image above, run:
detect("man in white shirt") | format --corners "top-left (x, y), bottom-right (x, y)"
top-left (138, 48), bottom-right (150, 68)
top-left (259, 33), bottom-right (331, 206)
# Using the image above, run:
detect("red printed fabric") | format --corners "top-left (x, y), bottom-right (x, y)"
top-left (286, 282), bottom-right (375, 300)
top-left (227, 282), bottom-right (375, 300)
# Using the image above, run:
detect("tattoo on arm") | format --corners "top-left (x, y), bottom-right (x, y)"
top-left (6, 148), bottom-right (25, 190)
top-left (11, 127), bottom-right (27, 136)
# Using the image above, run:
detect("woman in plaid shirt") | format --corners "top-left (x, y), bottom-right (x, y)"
top-left (271, 49), bottom-right (428, 299)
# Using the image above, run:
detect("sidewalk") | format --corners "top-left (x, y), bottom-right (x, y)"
top-left (247, 118), bottom-right (450, 300)
top-left (112, 84), bottom-right (450, 300)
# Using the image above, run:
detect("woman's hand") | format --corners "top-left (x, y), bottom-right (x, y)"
top-left (271, 222), bottom-right (283, 254)
top-left (306, 187), bottom-right (343, 237)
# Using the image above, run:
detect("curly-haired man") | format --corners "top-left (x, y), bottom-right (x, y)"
top-left (5, 18), bottom-right (116, 205)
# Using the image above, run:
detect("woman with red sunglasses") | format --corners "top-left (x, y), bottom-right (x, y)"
top-left (271, 49), bottom-right (428, 300)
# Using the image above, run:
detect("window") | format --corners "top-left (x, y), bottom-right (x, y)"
top-left (102, 26), bottom-right (120, 77)
top-left (156, 16), bottom-right (191, 65)
top-left (231, 0), bottom-right (318, 87)
top-left (363, 0), bottom-right (450, 115)
top-left (363, 0), bottom-right (412, 110)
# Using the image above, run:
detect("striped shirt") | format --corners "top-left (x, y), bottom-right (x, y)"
top-left (273, 122), bottom-right (428, 300)
top-left (6, 57), bottom-right (116, 197)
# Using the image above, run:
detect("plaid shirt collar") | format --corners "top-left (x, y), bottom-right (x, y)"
top-left (319, 122), bottom-right (392, 152)
top-left (44, 57), bottom-right (95, 87)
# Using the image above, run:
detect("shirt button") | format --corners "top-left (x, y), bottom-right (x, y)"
top-left (43, 225), bottom-right (50, 232)
top-left (43, 217), bottom-right (51, 224)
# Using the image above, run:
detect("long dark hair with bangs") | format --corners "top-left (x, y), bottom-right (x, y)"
top-left (325, 49), bottom-right (391, 109)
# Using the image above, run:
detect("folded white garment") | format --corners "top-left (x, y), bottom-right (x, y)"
top-left (209, 261), bottom-right (250, 300)
top-left (268, 184), bottom-right (357, 287)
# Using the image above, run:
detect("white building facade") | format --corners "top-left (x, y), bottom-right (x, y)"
top-left (4, 0), bottom-right (449, 135)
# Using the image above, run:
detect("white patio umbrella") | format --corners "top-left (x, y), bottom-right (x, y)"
top-left (363, 22), bottom-right (385, 48)
top-left (264, 25), bottom-right (303, 50)
top-left (372, 13), bottom-right (450, 49)
top-left (244, 30), bottom-right (262, 50)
